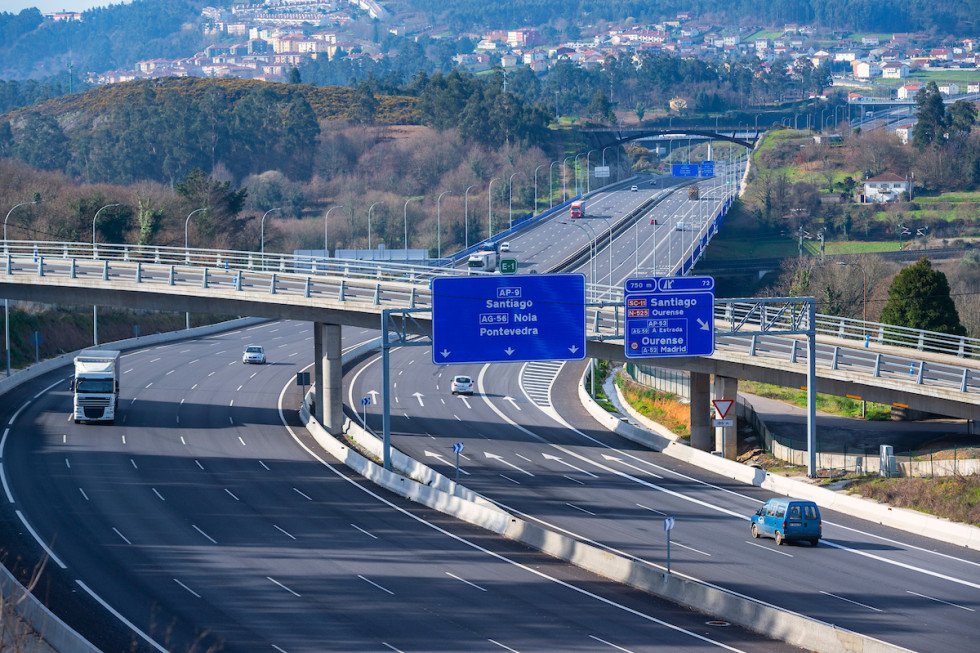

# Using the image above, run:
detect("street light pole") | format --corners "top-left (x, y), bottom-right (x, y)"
top-left (184, 207), bottom-right (209, 330)
top-left (437, 190), bottom-right (452, 259)
top-left (4, 199), bottom-right (42, 376)
top-left (403, 196), bottom-right (422, 255)
top-left (259, 207), bottom-right (282, 259)
top-left (323, 204), bottom-right (345, 257)
top-left (587, 150), bottom-right (598, 193)
top-left (562, 157), bottom-right (574, 200)
top-left (508, 172), bottom-right (521, 229)
top-left (488, 177), bottom-right (501, 239)
top-left (549, 161), bottom-right (560, 208)
top-left (533, 164), bottom-right (546, 215)
top-left (91, 203), bottom-right (121, 346)
top-left (464, 184), bottom-right (478, 249)
top-left (367, 201), bottom-right (384, 252)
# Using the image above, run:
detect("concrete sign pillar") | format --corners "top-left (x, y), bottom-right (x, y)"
top-left (313, 322), bottom-right (343, 435)
top-left (713, 375), bottom-right (738, 459)
top-left (690, 372), bottom-right (711, 451)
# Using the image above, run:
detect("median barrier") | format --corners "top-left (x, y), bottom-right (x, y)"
top-left (0, 316), bottom-right (266, 653)
top-left (578, 367), bottom-right (980, 551)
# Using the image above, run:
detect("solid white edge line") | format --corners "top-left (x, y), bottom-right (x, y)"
top-left (15, 510), bottom-right (67, 569)
top-left (76, 580), bottom-right (168, 652)
top-left (1, 427), bottom-right (9, 458)
top-left (0, 465), bottom-right (14, 503)
top-left (277, 370), bottom-right (745, 652)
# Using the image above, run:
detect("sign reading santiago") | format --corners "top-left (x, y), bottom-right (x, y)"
top-left (432, 274), bottom-right (586, 365)
top-left (624, 276), bottom-right (715, 358)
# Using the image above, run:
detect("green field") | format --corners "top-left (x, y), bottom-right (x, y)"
top-left (907, 70), bottom-right (980, 85)
top-left (744, 29), bottom-right (782, 42)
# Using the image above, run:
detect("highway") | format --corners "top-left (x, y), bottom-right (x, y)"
top-left (348, 345), bottom-right (980, 652)
top-left (0, 321), bottom-right (789, 652)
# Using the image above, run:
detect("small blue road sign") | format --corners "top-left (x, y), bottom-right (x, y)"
top-left (672, 163), bottom-right (699, 177)
top-left (361, 397), bottom-right (371, 406)
top-left (624, 276), bottom-right (715, 358)
top-left (699, 160), bottom-right (714, 177)
top-left (452, 442), bottom-right (464, 453)
top-left (431, 274), bottom-right (586, 365)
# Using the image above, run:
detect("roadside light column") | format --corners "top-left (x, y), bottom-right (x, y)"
top-left (464, 184), bottom-right (478, 249)
top-left (92, 202), bottom-right (121, 346)
top-left (689, 372), bottom-right (711, 451)
top-left (4, 199), bottom-right (42, 377)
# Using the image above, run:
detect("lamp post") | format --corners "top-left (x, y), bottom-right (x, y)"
top-left (533, 164), bottom-right (546, 215)
top-left (4, 199), bottom-right (42, 377)
top-left (488, 177), bottom-right (501, 239)
top-left (184, 207), bottom-right (209, 330)
top-left (367, 201), bottom-right (384, 251)
top-left (403, 196), bottom-right (422, 255)
top-left (549, 161), bottom-right (560, 208)
top-left (561, 221), bottom-right (596, 300)
top-left (595, 214), bottom-right (614, 293)
top-left (587, 149), bottom-right (598, 193)
top-left (755, 114), bottom-right (761, 129)
top-left (91, 203), bottom-right (121, 346)
top-left (574, 153), bottom-right (585, 195)
top-left (323, 204), bottom-right (345, 257)
top-left (259, 207), bottom-right (282, 259)
top-left (437, 190), bottom-right (452, 259)
top-left (508, 171), bottom-right (522, 228)
top-left (464, 184), bottom-right (478, 249)
top-left (601, 146), bottom-right (613, 186)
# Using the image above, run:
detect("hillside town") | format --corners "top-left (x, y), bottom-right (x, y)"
top-left (41, 0), bottom-right (976, 95)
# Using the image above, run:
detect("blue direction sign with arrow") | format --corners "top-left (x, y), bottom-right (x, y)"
top-left (671, 163), bottom-right (699, 177)
top-left (432, 274), bottom-right (586, 365)
top-left (699, 160), bottom-right (714, 177)
top-left (624, 276), bottom-right (715, 358)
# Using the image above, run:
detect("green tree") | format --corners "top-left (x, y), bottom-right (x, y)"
top-left (287, 67), bottom-right (302, 84)
top-left (880, 257), bottom-right (965, 335)
top-left (947, 99), bottom-right (978, 137)
top-left (912, 82), bottom-right (947, 149)
top-left (634, 102), bottom-right (645, 122)
top-left (586, 90), bottom-right (614, 124)
top-left (135, 194), bottom-right (163, 247)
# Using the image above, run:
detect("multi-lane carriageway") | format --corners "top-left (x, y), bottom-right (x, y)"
top-left (0, 322), bottom-right (793, 652)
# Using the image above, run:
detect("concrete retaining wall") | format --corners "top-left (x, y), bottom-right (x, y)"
top-left (587, 372), bottom-right (980, 551)
top-left (0, 317), bottom-right (265, 653)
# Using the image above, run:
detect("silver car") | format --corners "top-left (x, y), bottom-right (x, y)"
top-left (242, 345), bottom-right (266, 364)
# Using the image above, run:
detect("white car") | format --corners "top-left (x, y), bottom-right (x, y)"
top-left (631, 185), bottom-right (638, 192)
top-left (242, 345), bottom-right (266, 364)
top-left (451, 375), bottom-right (474, 395)
top-left (500, 242), bottom-right (511, 252)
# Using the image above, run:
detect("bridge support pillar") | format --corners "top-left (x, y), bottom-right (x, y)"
top-left (689, 372), bottom-right (711, 451)
top-left (713, 375), bottom-right (738, 460)
top-left (313, 322), bottom-right (343, 435)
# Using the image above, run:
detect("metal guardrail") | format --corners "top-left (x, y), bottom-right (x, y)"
top-left (5, 239), bottom-right (980, 364)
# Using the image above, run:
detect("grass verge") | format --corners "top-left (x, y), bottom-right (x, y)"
top-left (740, 380), bottom-right (892, 419)
top-left (615, 374), bottom-right (690, 439)
top-left (844, 475), bottom-right (980, 527)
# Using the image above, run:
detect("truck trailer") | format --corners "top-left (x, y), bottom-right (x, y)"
top-left (71, 350), bottom-right (120, 424)
top-left (467, 250), bottom-right (498, 272)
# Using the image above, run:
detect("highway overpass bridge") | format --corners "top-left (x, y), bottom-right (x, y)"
top-left (3, 240), bottom-right (980, 476)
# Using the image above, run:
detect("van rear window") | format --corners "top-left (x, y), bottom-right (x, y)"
top-left (804, 505), bottom-right (818, 520)
top-left (788, 506), bottom-right (801, 519)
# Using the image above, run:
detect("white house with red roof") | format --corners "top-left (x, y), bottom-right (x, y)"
top-left (864, 173), bottom-right (909, 203)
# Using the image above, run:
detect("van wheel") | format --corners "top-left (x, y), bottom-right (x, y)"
top-left (775, 531), bottom-right (784, 546)
top-left (810, 539), bottom-right (819, 547)
top-left (750, 524), bottom-right (759, 539)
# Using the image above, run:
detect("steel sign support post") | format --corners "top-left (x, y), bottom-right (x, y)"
top-left (807, 298), bottom-right (817, 478)
top-left (382, 322), bottom-right (392, 470)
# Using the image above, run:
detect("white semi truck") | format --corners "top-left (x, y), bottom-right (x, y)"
top-left (71, 350), bottom-right (120, 424)
top-left (467, 250), bottom-right (497, 272)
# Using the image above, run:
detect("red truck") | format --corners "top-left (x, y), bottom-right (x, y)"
top-left (570, 201), bottom-right (584, 218)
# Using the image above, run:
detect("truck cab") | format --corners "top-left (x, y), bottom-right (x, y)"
top-left (71, 350), bottom-right (120, 424)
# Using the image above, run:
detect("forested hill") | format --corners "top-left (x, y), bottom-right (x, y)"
top-left (419, 0), bottom-right (976, 35)
top-left (0, 77), bottom-right (417, 185)
top-left (0, 1), bottom-right (204, 80)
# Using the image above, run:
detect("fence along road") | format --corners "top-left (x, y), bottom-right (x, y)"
top-left (3, 240), bottom-right (980, 426)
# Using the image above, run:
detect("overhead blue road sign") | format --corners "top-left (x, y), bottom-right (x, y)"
top-left (432, 274), bottom-right (586, 365)
top-left (672, 164), bottom-right (699, 177)
top-left (700, 160), bottom-right (714, 177)
top-left (624, 276), bottom-right (715, 359)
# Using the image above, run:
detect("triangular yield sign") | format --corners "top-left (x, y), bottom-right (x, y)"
top-left (712, 399), bottom-right (734, 419)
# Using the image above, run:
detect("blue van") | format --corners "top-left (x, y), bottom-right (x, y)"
top-left (750, 498), bottom-right (821, 546)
